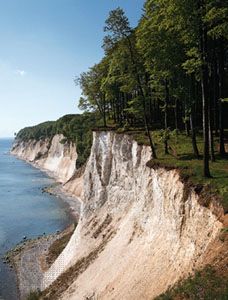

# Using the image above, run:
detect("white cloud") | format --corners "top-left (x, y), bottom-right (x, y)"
top-left (15, 69), bottom-right (26, 76)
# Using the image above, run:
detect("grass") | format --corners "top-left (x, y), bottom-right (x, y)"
top-left (128, 129), bottom-right (228, 212)
top-left (155, 266), bottom-right (228, 300)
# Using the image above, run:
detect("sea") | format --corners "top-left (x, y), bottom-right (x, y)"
top-left (0, 138), bottom-right (74, 300)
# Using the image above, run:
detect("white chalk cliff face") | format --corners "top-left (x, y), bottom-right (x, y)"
top-left (11, 134), bottom-right (77, 183)
top-left (41, 131), bottom-right (223, 300)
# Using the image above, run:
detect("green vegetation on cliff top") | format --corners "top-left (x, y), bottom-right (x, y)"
top-left (16, 113), bottom-right (97, 167)
top-left (16, 117), bottom-right (228, 211)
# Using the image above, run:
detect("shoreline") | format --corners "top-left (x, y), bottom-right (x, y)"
top-left (42, 184), bottom-right (81, 222)
top-left (10, 151), bottom-right (82, 221)
top-left (4, 224), bottom-right (76, 300)
top-left (7, 151), bottom-right (81, 299)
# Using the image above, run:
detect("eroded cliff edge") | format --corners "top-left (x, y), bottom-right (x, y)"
top-left (34, 131), bottom-right (224, 300)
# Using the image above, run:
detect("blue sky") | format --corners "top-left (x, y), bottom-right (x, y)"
top-left (0, 0), bottom-right (144, 137)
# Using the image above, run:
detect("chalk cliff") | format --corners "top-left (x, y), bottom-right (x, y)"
top-left (11, 134), bottom-right (77, 183)
top-left (40, 131), bottom-right (223, 300)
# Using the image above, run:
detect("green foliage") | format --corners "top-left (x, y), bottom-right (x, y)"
top-left (137, 1), bottom-right (185, 79)
top-left (16, 113), bottom-right (97, 167)
top-left (77, 60), bottom-right (108, 114)
top-left (16, 121), bottom-right (56, 141)
top-left (205, 1), bottom-right (228, 39)
top-left (104, 7), bottom-right (132, 45)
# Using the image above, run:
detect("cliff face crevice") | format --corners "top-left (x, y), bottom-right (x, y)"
top-left (11, 134), bottom-right (77, 183)
top-left (40, 131), bottom-right (223, 300)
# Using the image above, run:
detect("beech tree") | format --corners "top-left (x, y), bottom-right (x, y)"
top-left (104, 7), bottom-right (157, 159)
top-left (77, 59), bottom-right (109, 127)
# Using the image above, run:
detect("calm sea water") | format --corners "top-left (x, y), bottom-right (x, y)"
top-left (0, 139), bottom-right (74, 300)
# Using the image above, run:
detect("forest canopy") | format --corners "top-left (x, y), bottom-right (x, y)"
top-left (77, 0), bottom-right (228, 178)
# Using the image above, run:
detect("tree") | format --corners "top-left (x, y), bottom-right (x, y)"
top-left (137, 2), bottom-right (185, 154)
top-left (77, 59), bottom-right (109, 127)
top-left (104, 7), bottom-right (157, 159)
top-left (139, 0), bottom-right (212, 177)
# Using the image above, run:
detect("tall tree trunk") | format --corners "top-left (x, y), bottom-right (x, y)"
top-left (199, 0), bottom-right (211, 177)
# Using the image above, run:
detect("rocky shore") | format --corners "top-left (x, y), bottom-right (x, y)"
top-left (4, 224), bottom-right (75, 299)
